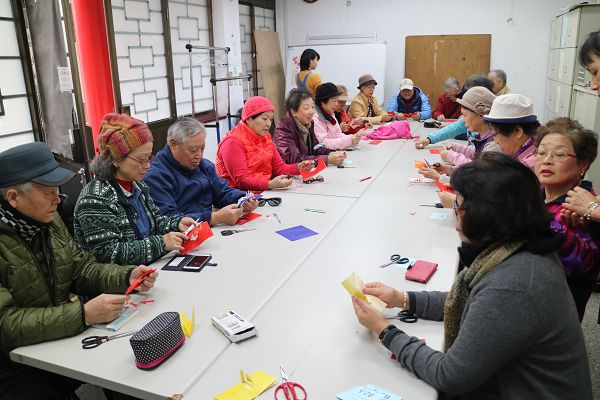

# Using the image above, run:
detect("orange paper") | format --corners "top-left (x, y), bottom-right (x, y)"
top-left (180, 221), bottom-right (213, 255)
top-left (235, 212), bottom-right (262, 225)
top-left (414, 160), bottom-right (426, 170)
top-left (429, 149), bottom-right (442, 154)
top-left (300, 157), bottom-right (326, 180)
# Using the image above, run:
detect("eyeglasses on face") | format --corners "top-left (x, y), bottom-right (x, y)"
top-left (303, 176), bottom-right (324, 184)
top-left (258, 197), bottom-right (282, 207)
top-left (533, 149), bottom-right (576, 163)
top-left (126, 154), bottom-right (155, 167)
top-left (453, 197), bottom-right (467, 216)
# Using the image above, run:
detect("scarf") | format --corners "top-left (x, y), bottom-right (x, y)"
top-left (443, 240), bottom-right (525, 351)
top-left (0, 198), bottom-right (43, 243)
top-left (318, 105), bottom-right (337, 125)
top-left (293, 116), bottom-right (311, 145)
top-left (367, 98), bottom-right (375, 117)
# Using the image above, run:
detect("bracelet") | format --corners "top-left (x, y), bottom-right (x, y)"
top-left (402, 292), bottom-right (409, 310)
top-left (584, 201), bottom-right (600, 220)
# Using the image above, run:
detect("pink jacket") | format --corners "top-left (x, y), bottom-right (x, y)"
top-left (515, 139), bottom-right (536, 171)
top-left (366, 120), bottom-right (413, 140)
top-left (313, 109), bottom-right (353, 150)
top-left (446, 131), bottom-right (500, 166)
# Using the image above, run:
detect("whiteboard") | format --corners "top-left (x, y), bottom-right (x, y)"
top-left (285, 43), bottom-right (386, 104)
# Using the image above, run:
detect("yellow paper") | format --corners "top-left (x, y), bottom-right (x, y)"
top-left (341, 272), bottom-right (387, 311)
top-left (215, 370), bottom-right (277, 400)
top-left (179, 306), bottom-right (195, 338)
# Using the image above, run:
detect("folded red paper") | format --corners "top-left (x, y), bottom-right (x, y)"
top-left (369, 140), bottom-right (382, 145)
top-left (235, 212), bottom-right (262, 225)
top-left (434, 180), bottom-right (453, 193)
top-left (300, 157), bottom-right (326, 180)
top-left (180, 221), bottom-right (213, 255)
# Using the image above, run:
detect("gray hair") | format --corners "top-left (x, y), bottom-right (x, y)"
top-left (167, 117), bottom-right (206, 144)
top-left (90, 154), bottom-right (117, 181)
top-left (443, 77), bottom-right (460, 91)
top-left (489, 69), bottom-right (507, 85)
top-left (0, 182), bottom-right (33, 199)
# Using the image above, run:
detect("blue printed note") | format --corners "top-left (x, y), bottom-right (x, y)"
top-left (337, 384), bottom-right (403, 400)
top-left (430, 212), bottom-right (448, 220)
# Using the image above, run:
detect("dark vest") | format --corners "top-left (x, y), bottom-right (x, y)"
top-left (396, 88), bottom-right (423, 114)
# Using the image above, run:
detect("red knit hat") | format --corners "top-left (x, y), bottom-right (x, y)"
top-left (97, 113), bottom-right (154, 159)
top-left (242, 96), bottom-right (275, 121)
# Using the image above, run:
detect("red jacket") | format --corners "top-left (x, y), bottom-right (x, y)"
top-left (432, 93), bottom-right (461, 119)
top-left (334, 109), bottom-right (363, 135)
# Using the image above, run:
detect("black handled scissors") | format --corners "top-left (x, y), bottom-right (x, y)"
top-left (81, 330), bottom-right (137, 349)
top-left (388, 309), bottom-right (418, 323)
top-left (221, 228), bottom-right (256, 236)
top-left (379, 254), bottom-right (410, 268)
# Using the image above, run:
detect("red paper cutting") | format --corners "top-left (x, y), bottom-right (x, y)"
top-left (300, 157), bottom-right (326, 180)
top-left (235, 212), bottom-right (262, 225)
top-left (369, 140), bottom-right (382, 145)
top-left (434, 180), bottom-right (454, 193)
top-left (429, 149), bottom-right (442, 154)
top-left (180, 221), bottom-right (213, 255)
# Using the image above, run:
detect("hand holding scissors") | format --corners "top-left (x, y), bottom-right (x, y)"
top-left (81, 330), bottom-right (137, 349)
top-left (221, 228), bottom-right (256, 236)
top-left (379, 254), bottom-right (410, 268)
top-left (274, 366), bottom-right (307, 400)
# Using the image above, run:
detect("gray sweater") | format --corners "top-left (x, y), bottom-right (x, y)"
top-left (383, 251), bottom-right (592, 400)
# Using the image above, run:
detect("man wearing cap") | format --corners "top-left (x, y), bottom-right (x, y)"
top-left (348, 74), bottom-right (393, 125)
top-left (333, 84), bottom-right (371, 135)
top-left (386, 78), bottom-right (432, 121)
top-left (488, 69), bottom-right (512, 96)
top-left (0, 142), bottom-right (157, 399)
top-left (145, 117), bottom-right (257, 226)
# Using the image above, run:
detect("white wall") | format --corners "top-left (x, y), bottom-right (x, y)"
top-left (275, 0), bottom-right (581, 118)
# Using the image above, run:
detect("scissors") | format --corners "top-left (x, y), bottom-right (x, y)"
top-left (387, 309), bottom-right (418, 323)
top-left (221, 228), bottom-right (256, 236)
top-left (379, 254), bottom-right (410, 268)
top-left (274, 365), bottom-right (307, 400)
top-left (81, 330), bottom-right (137, 349)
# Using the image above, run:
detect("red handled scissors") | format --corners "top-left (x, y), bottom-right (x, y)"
top-left (125, 268), bottom-right (156, 296)
top-left (274, 365), bottom-right (307, 400)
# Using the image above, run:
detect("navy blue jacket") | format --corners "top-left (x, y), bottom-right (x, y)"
top-left (144, 146), bottom-right (246, 223)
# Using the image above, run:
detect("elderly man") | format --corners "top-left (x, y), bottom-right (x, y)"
top-left (488, 69), bottom-right (512, 95)
top-left (145, 117), bottom-right (257, 226)
top-left (0, 143), bottom-right (157, 400)
top-left (432, 77), bottom-right (462, 121)
top-left (386, 78), bottom-right (432, 121)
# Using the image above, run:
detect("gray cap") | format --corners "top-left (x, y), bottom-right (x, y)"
top-left (0, 143), bottom-right (75, 188)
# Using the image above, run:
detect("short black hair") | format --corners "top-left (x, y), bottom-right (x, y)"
top-left (535, 117), bottom-right (598, 168)
top-left (490, 121), bottom-right (540, 138)
top-left (451, 152), bottom-right (552, 247)
top-left (285, 89), bottom-right (314, 112)
top-left (462, 74), bottom-right (494, 92)
top-left (579, 30), bottom-right (600, 67)
top-left (300, 49), bottom-right (320, 70)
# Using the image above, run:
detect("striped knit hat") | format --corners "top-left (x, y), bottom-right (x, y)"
top-left (97, 113), bottom-right (153, 160)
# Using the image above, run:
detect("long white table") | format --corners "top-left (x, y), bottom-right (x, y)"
top-left (11, 121), bottom-right (460, 400)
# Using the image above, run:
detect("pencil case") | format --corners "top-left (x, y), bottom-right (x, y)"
top-left (129, 312), bottom-right (185, 370)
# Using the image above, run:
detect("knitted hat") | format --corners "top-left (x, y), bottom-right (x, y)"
top-left (242, 96), bottom-right (275, 121)
top-left (399, 78), bottom-right (414, 91)
top-left (484, 94), bottom-right (538, 124)
top-left (97, 113), bottom-right (153, 160)
top-left (336, 84), bottom-right (349, 101)
top-left (315, 82), bottom-right (342, 103)
top-left (456, 87), bottom-right (496, 116)
top-left (357, 74), bottom-right (377, 89)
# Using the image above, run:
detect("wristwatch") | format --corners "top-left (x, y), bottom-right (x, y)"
top-left (378, 324), bottom-right (397, 342)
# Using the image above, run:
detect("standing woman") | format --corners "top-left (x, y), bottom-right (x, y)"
top-left (296, 48), bottom-right (322, 96)
top-left (348, 74), bottom-right (393, 125)
top-left (74, 114), bottom-right (195, 265)
top-left (216, 96), bottom-right (312, 191)
top-left (534, 117), bottom-right (600, 321)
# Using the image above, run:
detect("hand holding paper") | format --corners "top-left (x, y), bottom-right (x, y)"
top-left (300, 157), bottom-right (326, 180)
top-left (341, 272), bottom-right (387, 311)
top-left (180, 221), bottom-right (213, 255)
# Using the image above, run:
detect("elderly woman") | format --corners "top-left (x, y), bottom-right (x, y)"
top-left (314, 83), bottom-right (365, 150)
top-left (334, 85), bottom-right (369, 135)
top-left (351, 153), bottom-right (592, 399)
top-left (484, 94), bottom-right (539, 170)
top-left (386, 78), bottom-right (432, 121)
top-left (216, 96), bottom-right (312, 191)
top-left (348, 74), bottom-right (393, 125)
top-left (432, 77), bottom-right (462, 121)
top-left (74, 113), bottom-right (195, 265)
top-left (273, 89), bottom-right (346, 166)
top-left (535, 117), bottom-right (600, 321)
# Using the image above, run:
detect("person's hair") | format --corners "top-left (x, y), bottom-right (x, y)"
top-left (444, 77), bottom-right (460, 90)
top-left (451, 152), bottom-right (552, 246)
top-left (0, 182), bottom-right (32, 200)
top-left (90, 154), bottom-right (118, 181)
top-left (535, 117), bottom-right (598, 167)
top-left (579, 30), bottom-right (600, 67)
top-left (461, 74), bottom-right (494, 94)
top-left (285, 89), bottom-right (314, 111)
top-left (489, 69), bottom-right (507, 85)
top-left (299, 49), bottom-right (320, 70)
top-left (167, 117), bottom-right (206, 144)
top-left (490, 121), bottom-right (540, 138)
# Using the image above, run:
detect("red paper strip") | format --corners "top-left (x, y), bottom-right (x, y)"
top-left (369, 140), bottom-right (382, 145)
top-left (140, 300), bottom-right (155, 305)
top-left (235, 212), bottom-right (262, 225)
top-left (434, 180), bottom-right (454, 193)
top-left (429, 149), bottom-right (442, 154)
top-left (300, 157), bottom-right (326, 180)
top-left (180, 221), bottom-right (213, 255)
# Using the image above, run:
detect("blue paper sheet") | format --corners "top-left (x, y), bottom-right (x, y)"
top-left (430, 212), bottom-right (448, 220)
top-left (337, 384), bottom-right (403, 400)
top-left (276, 225), bottom-right (318, 241)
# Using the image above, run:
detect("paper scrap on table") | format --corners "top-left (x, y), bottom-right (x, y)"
top-left (276, 225), bottom-right (318, 241)
top-left (429, 149), bottom-right (442, 154)
top-left (235, 212), bottom-right (262, 225)
top-left (369, 140), bottom-right (382, 145)
top-left (179, 306), bottom-right (195, 338)
top-left (341, 272), bottom-right (387, 311)
top-left (180, 221), bottom-right (213, 255)
top-left (434, 180), bottom-right (453, 193)
top-left (215, 370), bottom-right (276, 400)
top-left (408, 177), bottom-right (434, 183)
top-left (431, 212), bottom-right (448, 220)
top-left (337, 384), bottom-right (404, 400)
top-left (300, 156), bottom-right (326, 180)
top-left (342, 159), bottom-right (353, 166)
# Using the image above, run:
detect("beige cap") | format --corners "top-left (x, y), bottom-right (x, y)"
top-left (456, 86), bottom-right (496, 116)
top-left (357, 74), bottom-right (377, 89)
top-left (399, 78), bottom-right (414, 91)
top-left (484, 94), bottom-right (538, 124)
top-left (336, 84), bottom-right (349, 101)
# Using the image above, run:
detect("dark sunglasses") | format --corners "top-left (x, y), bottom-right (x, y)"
top-left (258, 197), bottom-right (282, 207)
top-left (303, 175), bottom-right (324, 184)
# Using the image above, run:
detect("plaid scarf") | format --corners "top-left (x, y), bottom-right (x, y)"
top-left (367, 98), bottom-right (375, 117)
top-left (293, 116), bottom-right (311, 145)
top-left (0, 199), bottom-right (42, 243)
top-left (443, 240), bottom-right (525, 351)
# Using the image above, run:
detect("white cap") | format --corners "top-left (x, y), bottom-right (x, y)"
top-left (399, 78), bottom-right (414, 91)
top-left (484, 94), bottom-right (538, 124)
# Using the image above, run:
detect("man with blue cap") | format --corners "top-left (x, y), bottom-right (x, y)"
top-left (0, 142), bottom-right (158, 399)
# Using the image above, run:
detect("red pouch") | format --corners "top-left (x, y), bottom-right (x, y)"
top-left (405, 260), bottom-right (438, 283)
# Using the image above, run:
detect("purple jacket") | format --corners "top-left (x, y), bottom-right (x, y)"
top-left (273, 112), bottom-right (331, 164)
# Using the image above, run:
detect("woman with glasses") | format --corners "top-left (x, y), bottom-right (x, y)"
top-left (74, 113), bottom-right (195, 265)
top-left (351, 153), bottom-right (592, 399)
top-left (534, 117), bottom-right (600, 320)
